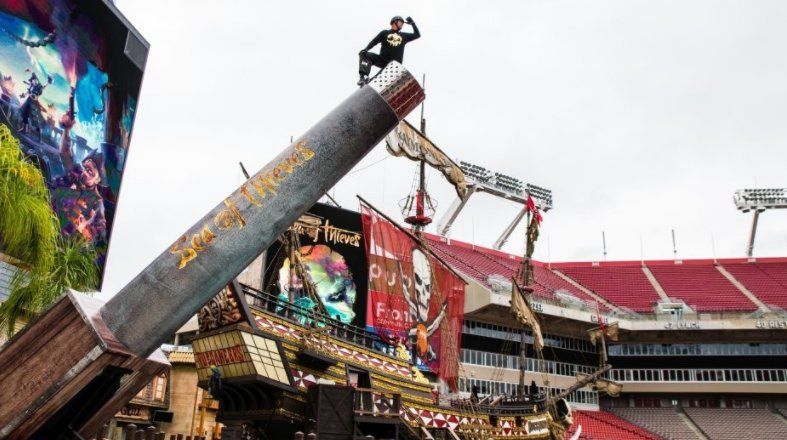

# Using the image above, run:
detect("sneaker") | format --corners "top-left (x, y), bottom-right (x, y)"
top-left (357, 76), bottom-right (367, 87)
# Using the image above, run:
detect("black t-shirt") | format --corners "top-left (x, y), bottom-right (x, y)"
top-left (364, 24), bottom-right (420, 63)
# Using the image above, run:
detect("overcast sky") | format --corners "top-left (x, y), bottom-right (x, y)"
top-left (102, 0), bottom-right (787, 295)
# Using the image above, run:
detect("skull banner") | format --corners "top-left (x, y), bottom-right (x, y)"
top-left (361, 202), bottom-right (464, 391)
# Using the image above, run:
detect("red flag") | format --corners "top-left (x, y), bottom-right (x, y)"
top-left (526, 195), bottom-right (543, 225)
top-left (361, 202), bottom-right (465, 391)
top-left (595, 302), bottom-right (606, 333)
top-left (526, 194), bottom-right (537, 213)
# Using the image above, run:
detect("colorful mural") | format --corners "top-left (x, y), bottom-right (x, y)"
top-left (0, 1), bottom-right (144, 280)
top-left (277, 244), bottom-right (358, 324)
top-left (265, 203), bottom-right (368, 326)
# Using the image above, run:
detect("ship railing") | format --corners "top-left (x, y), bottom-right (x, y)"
top-left (353, 388), bottom-right (401, 418)
top-left (448, 394), bottom-right (547, 416)
top-left (241, 284), bottom-right (397, 356)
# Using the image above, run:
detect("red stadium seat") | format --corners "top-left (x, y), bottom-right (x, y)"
top-left (424, 236), bottom-right (600, 306)
top-left (722, 262), bottom-right (787, 309)
top-left (567, 410), bottom-right (663, 439)
top-left (555, 265), bottom-right (661, 313)
top-left (648, 263), bottom-right (758, 312)
top-left (423, 234), bottom-right (787, 314)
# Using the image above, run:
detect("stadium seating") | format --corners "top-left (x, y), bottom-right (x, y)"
top-left (426, 238), bottom-right (495, 284)
top-left (722, 262), bottom-right (787, 309)
top-left (608, 408), bottom-right (699, 440)
top-left (567, 410), bottom-right (663, 439)
top-left (531, 264), bottom-right (605, 306)
top-left (647, 263), bottom-right (758, 312)
top-left (425, 235), bottom-right (787, 314)
top-left (425, 237), bottom-right (600, 305)
top-left (683, 408), bottom-right (787, 440)
top-left (555, 265), bottom-right (661, 313)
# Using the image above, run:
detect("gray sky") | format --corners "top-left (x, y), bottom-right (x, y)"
top-left (102, 0), bottom-right (787, 296)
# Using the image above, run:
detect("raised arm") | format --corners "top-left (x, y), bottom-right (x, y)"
top-left (402, 17), bottom-right (420, 42)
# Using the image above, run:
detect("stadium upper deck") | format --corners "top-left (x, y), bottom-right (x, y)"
top-left (425, 233), bottom-right (787, 328)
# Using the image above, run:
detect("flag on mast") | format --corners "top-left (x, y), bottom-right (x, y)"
top-left (360, 200), bottom-right (465, 391)
top-left (385, 120), bottom-right (468, 199)
top-left (511, 280), bottom-right (544, 353)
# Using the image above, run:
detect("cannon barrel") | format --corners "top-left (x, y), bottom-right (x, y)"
top-left (0, 62), bottom-right (423, 439)
top-left (101, 62), bottom-right (424, 356)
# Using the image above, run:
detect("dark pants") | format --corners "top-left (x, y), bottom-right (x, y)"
top-left (359, 52), bottom-right (391, 76)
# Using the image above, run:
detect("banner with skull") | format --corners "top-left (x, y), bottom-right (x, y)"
top-left (360, 203), bottom-right (465, 390)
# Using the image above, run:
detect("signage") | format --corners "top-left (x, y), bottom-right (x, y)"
top-left (755, 320), bottom-right (787, 329)
top-left (193, 331), bottom-right (292, 387)
top-left (195, 345), bottom-right (245, 367)
top-left (117, 405), bottom-right (149, 421)
top-left (591, 314), bottom-right (611, 325)
top-left (361, 203), bottom-right (465, 391)
top-left (663, 321), bottom-right (700, 330)
top-left (525, 417), bottom-right (548, 435)
top-left (263, 203), bottom-right (368, 326)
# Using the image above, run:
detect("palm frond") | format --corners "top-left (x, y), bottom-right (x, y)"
top-left (0, 124), bottom-right (57, 270)
top-left (37, 237), bottom-right (99, 309)
top-left (0, 125), bottom-right (99, 335)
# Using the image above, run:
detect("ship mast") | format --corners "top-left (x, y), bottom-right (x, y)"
top-left (511, 193), bottom-right (544, 397)
top-left (403, 75), bottom-right (433, 237)
top-left (515, 207), bottom-right (534, 396)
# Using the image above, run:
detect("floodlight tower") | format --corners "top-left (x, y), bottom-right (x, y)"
top-left (733, 188), bottom-right (787, 257)
top-left (436, 160), bottom-right (553, 249)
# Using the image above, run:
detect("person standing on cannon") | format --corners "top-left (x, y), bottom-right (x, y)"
top-left (357, 15), bottom-right (420, 86)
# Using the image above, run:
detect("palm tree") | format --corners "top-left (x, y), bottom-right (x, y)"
top-left (0, 124), bottom-right (99, 334)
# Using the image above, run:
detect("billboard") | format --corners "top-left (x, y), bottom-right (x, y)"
top-left (360, 203), bottom-right (464, 390)
top-left (263, 203), bottom-right (368, 327)
top-left (0, 1), bottom-right (147, 283)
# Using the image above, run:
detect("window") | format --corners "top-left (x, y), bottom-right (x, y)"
top-left (154, 374), bottom-right (167, 401)
top-left (610, 343), bottom-right (787, 357)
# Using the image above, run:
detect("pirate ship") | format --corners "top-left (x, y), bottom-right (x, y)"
top-left (190, 105), bottom-right (621, 439)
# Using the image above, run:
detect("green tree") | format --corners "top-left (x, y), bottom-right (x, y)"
top-left (0, 124), bottom-right (99, 334)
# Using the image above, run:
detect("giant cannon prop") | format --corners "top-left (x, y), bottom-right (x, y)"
top-left (0, 63), bottom-right (424, 439)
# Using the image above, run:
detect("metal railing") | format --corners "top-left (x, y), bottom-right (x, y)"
top-left (448, 394), bottom-right (547, 416)
top-left (241, 284), bottom-right (397, 355)
top-left (457, 377), bottom-right (599, 406)
top-left (611, 368), bottom-right (787, 383)
top-left (460, 348), bottom-right (598, 377)
top-left (462, 320), bottom-right (598, 354)
top-left (609, 343), bottom-right (787, 357)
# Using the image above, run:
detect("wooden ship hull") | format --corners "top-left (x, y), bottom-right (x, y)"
top-left (191, 284), bottom-right (568, 440)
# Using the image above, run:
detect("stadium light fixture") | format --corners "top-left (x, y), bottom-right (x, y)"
top-left (437, 160), bottom-right (553, 249)
top-left (733, 188), bottom-right (787, 257)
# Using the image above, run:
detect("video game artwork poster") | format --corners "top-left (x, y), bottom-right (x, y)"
top-left (265, 203), bottom-right (368, 327)
top-left (0, 1), bottom-right (144, 282)
top-left (361, 203), bottom-right (465, 390)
